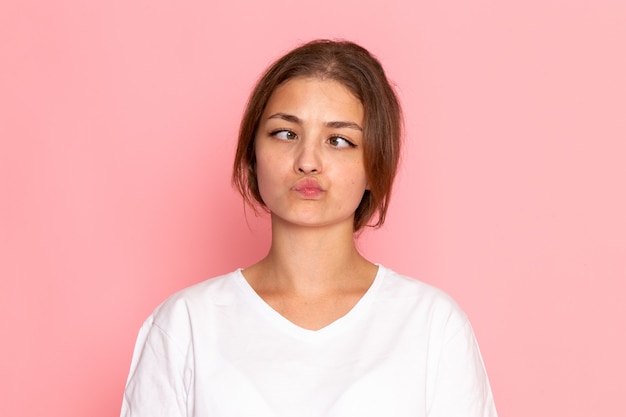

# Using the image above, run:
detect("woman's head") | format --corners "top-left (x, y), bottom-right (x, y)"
top-left (232, 39), bottom-right (402, 231)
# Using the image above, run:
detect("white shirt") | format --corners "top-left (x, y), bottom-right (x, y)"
top-left (121, 266), bottom-right (497, 417)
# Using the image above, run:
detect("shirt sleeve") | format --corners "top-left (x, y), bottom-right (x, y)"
top-left (120, 315), bottom-right (192, 417)
top-left (428, 319), bottom-right (498, 417)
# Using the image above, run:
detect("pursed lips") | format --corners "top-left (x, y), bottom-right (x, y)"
top-left (292, 178), bottom-right (324, 198)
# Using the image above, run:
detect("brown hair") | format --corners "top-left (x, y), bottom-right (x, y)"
top-left (232, 39), bottom-right (403, 231)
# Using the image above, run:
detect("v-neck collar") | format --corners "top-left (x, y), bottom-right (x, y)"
top-left (233, 265), bottom-right (385, 343)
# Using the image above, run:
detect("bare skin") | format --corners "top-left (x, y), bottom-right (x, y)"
top-left (241, 78), bottom-right (378, 331)
top-left (243, 217), bottom-right (378, 330)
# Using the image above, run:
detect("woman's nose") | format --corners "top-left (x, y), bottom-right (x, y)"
top-left (293, 140), bottom-right (322, 174)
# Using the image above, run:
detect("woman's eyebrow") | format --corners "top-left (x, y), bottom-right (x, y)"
top-left (325, 121), bottom-right (362, 131)
top-left (267, 113), bottom-right (301, 124)
top-left (267, 113), bottom-right (363, 131)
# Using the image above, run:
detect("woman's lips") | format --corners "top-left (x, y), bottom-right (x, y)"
top-left (292, 178), bottom-right (324, 198)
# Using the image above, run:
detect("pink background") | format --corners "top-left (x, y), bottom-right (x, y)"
top-left (1, 0), bottom-right (625, 416)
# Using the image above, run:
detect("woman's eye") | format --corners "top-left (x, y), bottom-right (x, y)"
top-left (328, 136), bottom-right (355, 149)
top-left (272, 130), bottom-right (298, 141)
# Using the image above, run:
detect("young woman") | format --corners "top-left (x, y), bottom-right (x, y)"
top-left (121, 39), bottom-right (497, 417)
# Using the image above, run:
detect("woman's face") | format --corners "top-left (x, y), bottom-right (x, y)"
top-left (254, 77), bottom-right (368, 230)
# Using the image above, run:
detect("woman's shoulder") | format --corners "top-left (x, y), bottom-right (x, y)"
top-left (377, 266), bottom-right (455, 300)
top-left (376, 265), bottom-right (470, 328)
top-left (171, 269), bottom-right (241, 300)
top-left (147, 269), bottom-right (242, 327)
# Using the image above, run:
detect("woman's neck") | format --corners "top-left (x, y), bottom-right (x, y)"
top-left (241, 216), bottom-right (378, 330)
top-left (244, 216), bottom-right (376, 298)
